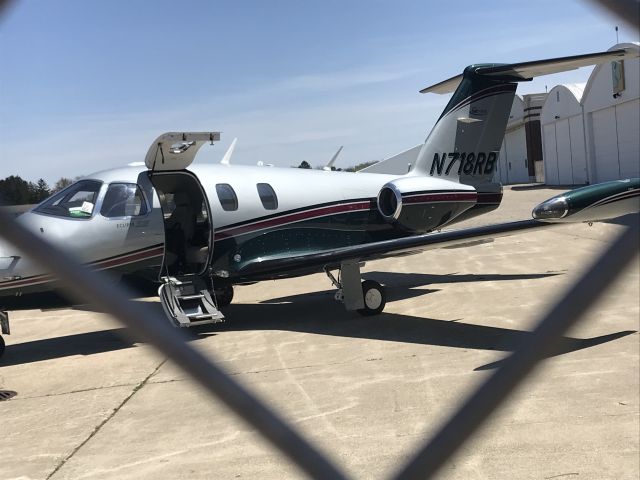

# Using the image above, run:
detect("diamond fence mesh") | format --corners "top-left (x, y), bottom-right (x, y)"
top-left (0, 208), bottom-right (637, 479)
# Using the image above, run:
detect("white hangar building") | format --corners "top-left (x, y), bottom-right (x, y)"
top-left (541, 42), bottom-right (640, 185)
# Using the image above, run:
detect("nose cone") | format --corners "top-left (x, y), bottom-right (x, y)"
top-left (532, 196), bottom-right (569, 221)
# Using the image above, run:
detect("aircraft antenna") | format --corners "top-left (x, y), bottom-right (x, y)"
top-left (221, 138), bottom-right (238, 165)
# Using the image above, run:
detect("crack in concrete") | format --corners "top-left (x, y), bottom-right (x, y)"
top-left (146, 359), bottom-right (352, 385)
top-left (45, 359), bottom-right (167, 480)
top-left (8, 382), bottom-right (139, 402)
top-left (145, 353), bottom-right (405, 385)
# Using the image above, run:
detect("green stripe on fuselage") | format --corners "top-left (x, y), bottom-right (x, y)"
top-left (563, 179), bottom-right (640, 215)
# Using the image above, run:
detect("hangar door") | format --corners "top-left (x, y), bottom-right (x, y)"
top-left (592, 108), bottom-right (620, 182)
top-left (591, 99), bottom-right (640, 182)
top-left (543, 118), bottom-right (587, 185)
top-left (501, 128), bottom-right (529, 184)
top-left (543, 123), bottom-right (559, 184)
top-left (568, 116), bottom-right (588, 184)
top-left (555, 120), bottom-right (573, 184)
top-left (616, 99), bottom-right (640, 179)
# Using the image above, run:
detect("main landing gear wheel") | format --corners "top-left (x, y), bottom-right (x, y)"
top-left (357, 280), bottom-right (386, 316)
top-left (215, 285), bottom-right (234, 308)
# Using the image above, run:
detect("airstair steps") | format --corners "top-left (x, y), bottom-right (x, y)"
top-left (178, 294), bottom-right (206, 301)
top-left (159, 275), bottom-right (224, 328)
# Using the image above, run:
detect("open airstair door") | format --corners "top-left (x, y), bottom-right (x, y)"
top-left (144, 132), bottom-right (221, 171)
top-left (145, 132), bottom-right (224, 327)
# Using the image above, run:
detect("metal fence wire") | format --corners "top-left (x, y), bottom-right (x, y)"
top-left (0, 208), bottom-right (638, 479)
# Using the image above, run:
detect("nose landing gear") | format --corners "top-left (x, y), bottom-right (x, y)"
top-left (213, 285), bottom-right (234, 308)
top-left (0, 311), bottom-right (9, 359)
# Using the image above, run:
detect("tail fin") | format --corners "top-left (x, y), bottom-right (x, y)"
top-left (412, 48), bottom-right (637, 191)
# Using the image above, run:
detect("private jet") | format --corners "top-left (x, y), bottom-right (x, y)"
top-left (1, 48), bottom-right (639, 357)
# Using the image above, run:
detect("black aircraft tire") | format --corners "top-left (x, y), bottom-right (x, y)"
top-left (215, 285), bottom-right (234, 308)
top-left (357, 280), bottom-right (386, 316)
top-left (0, 335), bottom-right (5, 359)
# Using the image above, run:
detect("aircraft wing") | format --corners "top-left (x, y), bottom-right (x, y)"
top-left (234, 178), bottom-right (640, 280)
top-left (236, 178), bottom-right (639, 281)
top-left (235, 219), bottom-right (555, 279)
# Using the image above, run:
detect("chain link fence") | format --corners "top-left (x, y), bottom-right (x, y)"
top-left (1, 207), bottom-right (637, 479)
top-left (1, 2), bottom-right (637, 475)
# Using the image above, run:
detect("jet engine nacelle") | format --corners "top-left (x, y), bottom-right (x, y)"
top-left (376, 176), bottom-right (477, 234)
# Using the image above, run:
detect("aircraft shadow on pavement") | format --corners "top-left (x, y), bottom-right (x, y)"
top-left (225, 299), bottom-right (636, 370)
top-left (261, 271), bottom-right (561, 304)
top-left (0, 328), bottom-right (142, 366)
top-left (0, 302), bottom-right (212, 367)
top-left (1, 272), bottom-right (634, 370)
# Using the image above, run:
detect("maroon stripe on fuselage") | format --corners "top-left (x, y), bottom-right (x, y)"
top-left (0, 244), bottom-right (164, 291)
top-left (476, 192), bottom-right (503, 204)
top-left (403, 191), bottom-right (477, 204)
top-left (0, 274), bottom-right (55, 289)
top-left (214, 200), bottom-right (374, 240)
top-left (93, 246), bottom-right (165, 269)
top-left (214, 191), bottom-right (489, 240)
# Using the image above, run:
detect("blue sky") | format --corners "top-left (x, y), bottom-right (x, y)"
top-left (0, 0), bottom-right (635, 183)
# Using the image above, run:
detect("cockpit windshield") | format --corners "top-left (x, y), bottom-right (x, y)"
top-left (34, 180), bottom-right (102, 219)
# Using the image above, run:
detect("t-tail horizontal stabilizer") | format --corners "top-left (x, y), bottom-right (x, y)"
top-left (410, 47), bottom-right (640, 198)
top-left (420, 48), bottom-right (639, 94)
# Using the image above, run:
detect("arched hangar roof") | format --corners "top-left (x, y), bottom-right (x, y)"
top-left (541, 83), bottom-right (585, 124)
top-left (582, 42), bottom-right (640, 113)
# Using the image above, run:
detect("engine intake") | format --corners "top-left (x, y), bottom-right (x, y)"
top-left (377, 184), bottom-right (402, 220)
top-left (376, 177), bottom-right (478, 233)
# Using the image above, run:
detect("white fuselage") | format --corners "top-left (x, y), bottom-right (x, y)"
top-left (0, 162), bottom-right (478, 301)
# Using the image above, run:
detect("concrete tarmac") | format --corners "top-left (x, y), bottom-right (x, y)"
top-left (1, 186), bottom-right (638, 480)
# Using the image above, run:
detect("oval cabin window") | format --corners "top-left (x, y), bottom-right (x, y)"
top-left (215, 184), bottom-right (238, 211)
top-left (257, 183), bottom-right (278, 210)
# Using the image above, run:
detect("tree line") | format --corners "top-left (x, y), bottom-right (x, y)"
top-left (0, 176), bottom-right (74, 206)
top-left (295, 160), bottom-right (379, 171)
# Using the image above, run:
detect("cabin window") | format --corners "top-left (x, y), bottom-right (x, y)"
top-left (100, 183), bottom-right (148, 218)
top-left (216, 183), bottom-right (238, 211)
top-left (34, 179), bottom-right (102, 219)
top-left (257, 183), bottom-right (278, 210)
